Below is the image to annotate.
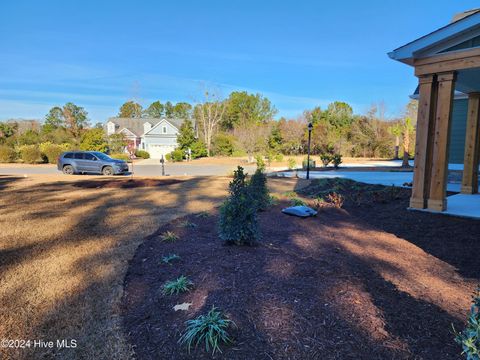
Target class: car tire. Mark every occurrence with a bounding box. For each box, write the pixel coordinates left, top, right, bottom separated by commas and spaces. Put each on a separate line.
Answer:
63, 165, 74, 175
102, 166, 114, 176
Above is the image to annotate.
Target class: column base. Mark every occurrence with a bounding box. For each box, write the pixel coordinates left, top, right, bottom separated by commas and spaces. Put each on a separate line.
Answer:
409, 197, 426, 209
461, 185, 475, 194
427, 198, 447, 212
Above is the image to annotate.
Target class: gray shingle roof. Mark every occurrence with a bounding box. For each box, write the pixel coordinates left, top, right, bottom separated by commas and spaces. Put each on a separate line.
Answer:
105, 117, 190, 136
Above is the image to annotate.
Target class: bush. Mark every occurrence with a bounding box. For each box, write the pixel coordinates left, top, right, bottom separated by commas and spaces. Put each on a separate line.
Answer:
0, 145, 16, 163
320, 153, 332, 167
332, 153, 342, 169
250, 167, 270, 211
110, 153, 129, 161
255, 155, 266, 169
190, 140, 207, 159
218, 166, 260, 245
40, 143, 68, 164
454, 287, 480, 359
135, 150, 150, 159
19, 145, 42, 164
168, 149, 184, 162
302, 158, 315, 169
80, 128, 108, 152
179, 306, 234, 355
287, 158, 296, 170
213, 133, 235, 156
231, 149, 247, 157
274, 153, 284, 162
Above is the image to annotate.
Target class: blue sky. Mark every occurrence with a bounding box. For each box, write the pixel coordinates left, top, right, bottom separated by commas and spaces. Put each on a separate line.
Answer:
0, 0, 479, 123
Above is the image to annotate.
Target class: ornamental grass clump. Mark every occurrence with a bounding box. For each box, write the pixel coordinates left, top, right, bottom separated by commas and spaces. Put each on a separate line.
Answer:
179, 306, 234, 355
218, 166, 260, 246
453, 287, 480, 359
161, 253, 180, 265
160, 231, 178, 242
162, 275, 193, 295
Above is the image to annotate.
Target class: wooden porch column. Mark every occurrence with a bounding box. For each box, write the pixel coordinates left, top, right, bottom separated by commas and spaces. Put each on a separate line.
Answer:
427, 71, 457, 211
461, 93, 480, 194
410, 74, 437, 209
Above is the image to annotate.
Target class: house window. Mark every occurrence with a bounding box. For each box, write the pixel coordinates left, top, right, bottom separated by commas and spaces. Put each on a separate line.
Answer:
162, 126, 167, 134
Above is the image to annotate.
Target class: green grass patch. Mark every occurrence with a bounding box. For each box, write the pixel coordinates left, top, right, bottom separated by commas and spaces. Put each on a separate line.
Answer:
162, 275, 193, 295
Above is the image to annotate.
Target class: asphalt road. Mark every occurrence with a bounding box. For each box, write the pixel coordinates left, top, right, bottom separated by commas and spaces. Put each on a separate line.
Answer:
0, 163, 259, 177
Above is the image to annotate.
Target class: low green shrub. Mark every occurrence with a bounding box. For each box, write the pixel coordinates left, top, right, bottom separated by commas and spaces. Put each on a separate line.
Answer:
290, 197, 306, 206
40, 143, 68, 164
168, 149, 184, 162
255, 155, 266, 169
218, 166, 260, 245
110, 153, 130, 161
162, 275, 193, 295
320, 153, 331, 167
231, 149, 246, 157
0, 145, 16, 163
179, 306, 234, 355
135, 150, 150, 159
454, 287, 480, 359
190, 140, 208, 159
19, 145, 42, 164
160, 231, 178, 242
274, 153, 284, 162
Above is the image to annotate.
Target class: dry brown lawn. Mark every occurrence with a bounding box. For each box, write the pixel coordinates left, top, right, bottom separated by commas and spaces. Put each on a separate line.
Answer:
0, 174, 236, 360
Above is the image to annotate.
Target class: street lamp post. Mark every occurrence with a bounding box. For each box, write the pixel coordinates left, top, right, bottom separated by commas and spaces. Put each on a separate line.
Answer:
306, 122, 313, 180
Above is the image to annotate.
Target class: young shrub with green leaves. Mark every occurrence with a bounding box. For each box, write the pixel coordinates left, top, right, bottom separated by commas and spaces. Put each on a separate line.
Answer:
135, 150, 150, 159
160, 231, 178, 242
162, 253, 181, 265
168, 149, 184, 162
40, 142, 69, 164
179, 306, 234, 355
290, 197, 306, 206
454, 287, 480, 359
218, 166, 260, 246
162, 275, 193, 295
249, 166, 270, 211
320, 153, 332, 167
332, 153, 342, 169
287, 158, 297, 170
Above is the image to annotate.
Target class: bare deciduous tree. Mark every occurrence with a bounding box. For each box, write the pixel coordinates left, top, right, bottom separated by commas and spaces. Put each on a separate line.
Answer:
195, 91, 226, 156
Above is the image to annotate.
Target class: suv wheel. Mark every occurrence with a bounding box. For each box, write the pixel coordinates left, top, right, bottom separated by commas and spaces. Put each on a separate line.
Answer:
102, 166, 114, 176
63, 165, 74, 175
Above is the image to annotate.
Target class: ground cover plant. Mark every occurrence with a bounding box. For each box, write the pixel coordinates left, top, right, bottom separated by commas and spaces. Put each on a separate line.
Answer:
178, 306, 234, 355
162, 275, 194, 295
454, 287, 480, 359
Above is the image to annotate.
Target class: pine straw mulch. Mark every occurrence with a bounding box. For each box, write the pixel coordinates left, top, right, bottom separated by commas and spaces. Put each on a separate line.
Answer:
122, 178, 479, 359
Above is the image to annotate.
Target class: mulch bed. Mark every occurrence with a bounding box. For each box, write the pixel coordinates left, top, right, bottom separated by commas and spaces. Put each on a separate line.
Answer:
73, 178, 185, 189
122, 179, 479, 359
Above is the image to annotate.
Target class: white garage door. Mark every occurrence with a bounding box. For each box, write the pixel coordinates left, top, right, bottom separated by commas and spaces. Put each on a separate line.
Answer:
148, 144, 175, 159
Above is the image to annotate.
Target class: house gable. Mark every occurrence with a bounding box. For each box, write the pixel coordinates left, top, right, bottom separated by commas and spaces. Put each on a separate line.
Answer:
144, 119, 179, 136
119, 127, 138, 138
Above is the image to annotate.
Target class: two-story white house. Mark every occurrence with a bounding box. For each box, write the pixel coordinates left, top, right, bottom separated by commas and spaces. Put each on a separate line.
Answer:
104, 117, 189, 158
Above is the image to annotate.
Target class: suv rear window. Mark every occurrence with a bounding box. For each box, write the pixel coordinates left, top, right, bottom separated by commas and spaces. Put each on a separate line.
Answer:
64, 153, 73, 159
74, 153, 84, 159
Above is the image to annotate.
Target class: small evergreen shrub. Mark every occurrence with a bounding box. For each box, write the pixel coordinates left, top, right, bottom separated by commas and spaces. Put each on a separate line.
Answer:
168, 149, 184, 162
162, 275, 193, 295
0, 145, 16, 163
190, 140, 208, 159
135, 150, 150, 159
218, 166, 260, 246
40, 143, 67, 164
249, 167, 270, 211
332, 153, 342, 169
274, 153, 284, 162
454, 287, 480, 359
255, 155, 266, 169
19, 145, 42, 164
179, 306, 234, 355
320, 153, 332, 167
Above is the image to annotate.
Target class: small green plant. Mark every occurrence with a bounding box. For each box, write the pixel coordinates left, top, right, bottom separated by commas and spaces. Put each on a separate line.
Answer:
218, 166, 260, 245
168, 149, 184, 162
268, 195, 279, 206
255, 155, 266, 169
179, 306, 234, 354
287, 158, 296, 170
290, 197, 306, 206
453, 287, 480, 360
162, 253, 181, 265
195, 211, 210, 218
135, 150, 150, 159
283, 191, 297, 198
179, 220, 197, 228
160, 231, 178, 242
332, 153, 342, 169
0, 145, 16, 163
162, 275, 193, 295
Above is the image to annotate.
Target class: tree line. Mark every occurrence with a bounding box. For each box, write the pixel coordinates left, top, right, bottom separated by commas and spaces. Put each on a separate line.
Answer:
0, 91, 417, 164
